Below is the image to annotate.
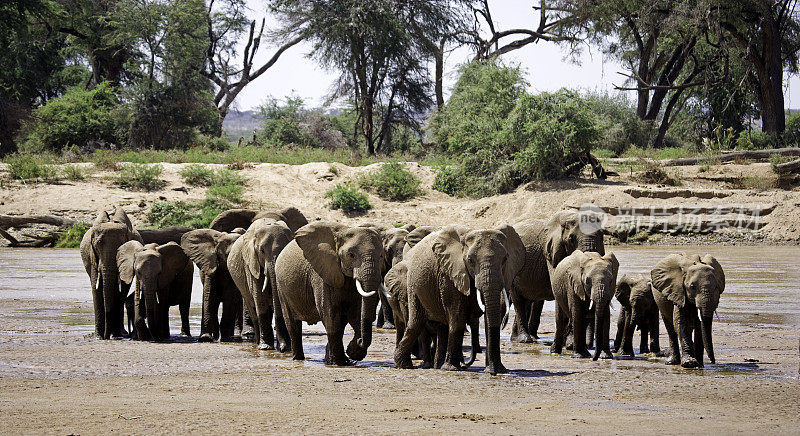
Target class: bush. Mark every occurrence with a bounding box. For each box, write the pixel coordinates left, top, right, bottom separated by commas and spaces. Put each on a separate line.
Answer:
4, 154, 58, 181
116, 163, 166, 191
325, 183, 372, 213
635, 160, 681, 186
785, 111, 800, 145
147, 200, 226, 229
735, 130, 779, 150
258, 95, 316, 147
92, 149, 120, 170
55, 222, 90, 248
61, 164, 87, 181
179, 164, 216, 186
359, 162, 422, 201
194, 134, 231, 151
19, 82, 121, 152
584, 92, 652, 155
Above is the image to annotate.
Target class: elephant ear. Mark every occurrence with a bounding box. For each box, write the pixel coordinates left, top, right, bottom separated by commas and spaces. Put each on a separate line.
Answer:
700, 254, 725, 294
401, 223, 416, 232
384, 261, 408, 300
243, 230, 263, 279
615, 274, 633, 305
568, 250, 589, 301
495, 224, 525, 290
604, 252, 620, 291
156, 242, 190, 288
117, 240, 144, 285
80, 228, 98, 288
112, 207, 135, 232
277, 206, 308, 233
545, 212, 576, 268
651, 254, 688, 308
210, 209, 259, 232
405, 226, 432, 248
181, 229, 221, 275
92, 210, 110, 226
294, 221, 345, 288
431, 226, 470, 296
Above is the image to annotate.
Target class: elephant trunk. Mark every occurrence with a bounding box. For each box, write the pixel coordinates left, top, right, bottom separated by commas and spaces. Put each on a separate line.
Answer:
579, 232, 604, 255
349, 256, 381, 360
99, 263, 120, 339
464, 318, 480, 367
200, 274, 214, 338
144, 285, 159, 341
592, 291, 609, 361
477, 266, 505, 374
701, 315, 715, 364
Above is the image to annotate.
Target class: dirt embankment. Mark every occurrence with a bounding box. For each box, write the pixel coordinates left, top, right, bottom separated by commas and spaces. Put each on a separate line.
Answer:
0, 160, 798, 244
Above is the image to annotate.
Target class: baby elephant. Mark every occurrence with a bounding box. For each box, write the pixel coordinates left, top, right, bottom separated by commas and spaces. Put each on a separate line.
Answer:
651, 253, 724, 368
551, 250, 619, 360
117, 241, 194, 341
614, 274, 660, 358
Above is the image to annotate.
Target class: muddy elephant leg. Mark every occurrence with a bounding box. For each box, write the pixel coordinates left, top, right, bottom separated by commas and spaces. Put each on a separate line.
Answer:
527, 300, 544, 340
159, 299, 170, 340
585, 307, 595, 350
649, 314, 661, 354
117, 282, 130, 337
676, 306, 699, 368
433, 324, 447, 369
284, 307, 304, 361
692, 309, 704, 367
92, 276, 105, 337
219, 290, 240, 342
252, 288, 275, 351
441, 322, 466, 371
614, 309, 626, 353
622, 311, 635, 357
395, 294, 424, 369
270, 269, 290, 352
571, 303, 590, 358
639, 322, 650, 354
417, 329, 434, 369
322, 307, 350, 366
199, 274, 219, 342
550, 302, 568, 354
510, 292, 533, 343
179, 298, 191, 337
661, 311, 681, 365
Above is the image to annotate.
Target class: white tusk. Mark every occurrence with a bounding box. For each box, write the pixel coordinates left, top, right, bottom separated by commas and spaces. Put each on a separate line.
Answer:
356, 279, 376, 297
476, 293, 485, 313
379, 281, 390, 298
502, 287, 511, 314
589, 300, 595, 313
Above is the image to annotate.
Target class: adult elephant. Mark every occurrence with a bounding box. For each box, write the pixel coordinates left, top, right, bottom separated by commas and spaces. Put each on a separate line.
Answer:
614, 274, 661, 358
275, 222, 382, 365
227, 218, 294, 351
80, 207, 142, 339
651, 254, 724, 368
364, 223, 415, 329
181, 228, 244, 342
209, 206, 308, 233
550, 250, 619, 360
117, 241, 193, 341
394, 225, 524, 375
138, 226, 193, 245
510, 210, 605, 343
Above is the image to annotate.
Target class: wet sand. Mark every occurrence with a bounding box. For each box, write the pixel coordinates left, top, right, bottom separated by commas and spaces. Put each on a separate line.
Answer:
1, 247, 799, 434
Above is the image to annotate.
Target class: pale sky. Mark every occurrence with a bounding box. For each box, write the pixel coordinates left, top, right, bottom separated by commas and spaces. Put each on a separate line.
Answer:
232, 1, 800, 112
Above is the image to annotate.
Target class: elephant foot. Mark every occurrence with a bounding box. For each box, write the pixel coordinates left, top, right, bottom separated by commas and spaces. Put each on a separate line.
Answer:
198, 333, 214, 343
381, 321, 395, 330
650, 346, 662, 355
511, 332, 535, 344
180, 332, 191, 338
565, 343, 574, 351
220, 335, 238, 343
277, 341, 291, 353
257, 343, 275, 351
419, 360, 433, 369
394, 352, 414, 369
681, 356, 700, 368
572, 351, 591, 359
600, 350, 614, 360
665, 354, 680, 365
325, 356, 353, 367
346, 342, 368, 361
484, 362, 508, 375
440, 362, 462, 372
640, 346, 650, 354
241, 326, 254, 337
655, 349, 669, 358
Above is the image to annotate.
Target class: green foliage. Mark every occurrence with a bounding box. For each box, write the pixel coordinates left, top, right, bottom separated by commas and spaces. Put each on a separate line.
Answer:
432, 165, 469, 197
429, 60, 527, 155
635, 160, 681, 186
205, 168, 245, 204
147, 200, 227, 229
735, 130, 779, 150
359, 162, 422, 201
584, 92, 652, 155
115, 163, 166, 191
179, 164, 216, 186
92, 149, 120, 171
258, 95, 316, 147
195, 134, 230, 151
4, 154, 58, 181
61, 164, 87, 181
55, 222, 90, 248
19, 82, 120, 152
325, 183, 372, 213
785, 111, 800, 145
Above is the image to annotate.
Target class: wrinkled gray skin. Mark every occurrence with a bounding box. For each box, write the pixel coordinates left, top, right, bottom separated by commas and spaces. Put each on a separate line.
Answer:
383, 253, 482, 369
117, 241, 193, 341
510, 211, 605, 343
551, 250, 619, 361
80, 208, 142, 339
138, 226, 193, 245
181, 228, 245, 342
227, 218, 294, 351
651, 253, 725, 368
275, 222, 383, 365
614, 274, 661, 357
210, 206, 308, 233
395, 225, 524, 375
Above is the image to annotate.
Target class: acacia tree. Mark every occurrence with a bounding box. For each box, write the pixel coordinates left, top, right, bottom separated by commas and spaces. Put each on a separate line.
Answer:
270, 0, 459, 155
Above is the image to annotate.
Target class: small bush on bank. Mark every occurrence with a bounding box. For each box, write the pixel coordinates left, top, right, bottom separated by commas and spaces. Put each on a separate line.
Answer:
116, 163, 166, 191
635, 160, 681, 186
783, 111, 800, 145
432, 165, 468, 197
735, 130, 780, 150
92, 149, 120, 171
147, 200, 226, 228
359, 162, 422, 201
179, 164, 216, 186
4, 154, 59, 181
55, 222, 90, 248
61, 164, 87, 181
325, 183, 372, 213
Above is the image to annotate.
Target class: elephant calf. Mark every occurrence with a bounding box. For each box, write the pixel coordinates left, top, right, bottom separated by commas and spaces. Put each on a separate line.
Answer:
651, 253, 724, 368
551, 250, 619, 361
614, 274, 660, 358
117, 241, 194, 341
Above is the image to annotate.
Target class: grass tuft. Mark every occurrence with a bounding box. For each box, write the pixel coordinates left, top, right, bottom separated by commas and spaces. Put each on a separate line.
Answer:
115, 163, 166, 191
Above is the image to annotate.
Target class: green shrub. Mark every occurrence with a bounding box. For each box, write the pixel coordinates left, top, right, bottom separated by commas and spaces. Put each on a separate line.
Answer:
735, 130, 779, 150
4, 154, 58, 181
785, 111, 800, 145
55, 222, 90, 248
205, 168, 245, 203
258, 95, 316, 147
61, 164, 87, 181
92, 149, 120, 171
432, 165, 469, 197
359, 162, 422, 201
179, 164, 215, 186
147, 200, 226, 229
19, 82, 120, 152
584, 92, 651, 155
325, 183, 372, 213
195, 134, 230, 151
116, 164, 166, 191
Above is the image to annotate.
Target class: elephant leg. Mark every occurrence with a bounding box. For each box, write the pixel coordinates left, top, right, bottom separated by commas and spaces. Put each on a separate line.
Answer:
417, 329, 434, 369
395, 294, 424, 369
253, 289, 275, 351
601, 306, 613, 358
527, 299, 544, 340
271, 276, 291, 353
571, 303, 590, 358
585, 307, 595, 350
284, 308, 304, 361
692, 310, 704, 367
676, 307, 699, 368
433, 324, 447, 369
118, 282, 131, 337
661, 311, 681, 365
133, 287, 150, 341
242, 307, 254, 338
649, 314, 662, 355
379, 293, 395, 329
199, 275, 217, 342
322, 309, 350, 366
159, 300, 170, 340
92, 275, 105, 338
219, 290, 240, 342
102, 280, 116, 340
550, 302, 569, 355
441, 322, 465, 371
622, 311, 635, 357
125, 292, 135, 339
179, 298, 191, 337
613, 309, 626, 353
639, 322, 650, 354
510, 293, 533, 343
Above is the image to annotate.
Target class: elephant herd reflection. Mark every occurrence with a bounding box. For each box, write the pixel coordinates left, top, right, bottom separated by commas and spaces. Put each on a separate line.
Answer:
80, 206, 724, 375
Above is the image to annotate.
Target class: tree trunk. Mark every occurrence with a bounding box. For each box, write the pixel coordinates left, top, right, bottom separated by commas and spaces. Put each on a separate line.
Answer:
435, 38, 446, 110
756, 16, 785, 134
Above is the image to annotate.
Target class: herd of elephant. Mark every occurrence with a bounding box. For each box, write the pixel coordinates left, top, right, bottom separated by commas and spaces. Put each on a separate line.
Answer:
79, 206, 725, 375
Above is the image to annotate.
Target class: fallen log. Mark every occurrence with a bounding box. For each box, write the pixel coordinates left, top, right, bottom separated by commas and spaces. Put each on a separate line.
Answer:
660, 147, 800, 166
0, 214, 89, 247
773, 158, 800, 175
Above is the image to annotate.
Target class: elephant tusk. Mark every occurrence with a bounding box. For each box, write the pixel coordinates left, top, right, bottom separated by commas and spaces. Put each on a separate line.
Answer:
715, 310, 720, 322
589, 300, 595, 313
476, 293, 485, 313
355, 279, 376, 297
502, 287, 511, 313
379, 281, 390, 298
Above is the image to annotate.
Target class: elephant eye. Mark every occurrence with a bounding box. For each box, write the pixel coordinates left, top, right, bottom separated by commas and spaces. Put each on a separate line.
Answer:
347, 251, 355, 259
